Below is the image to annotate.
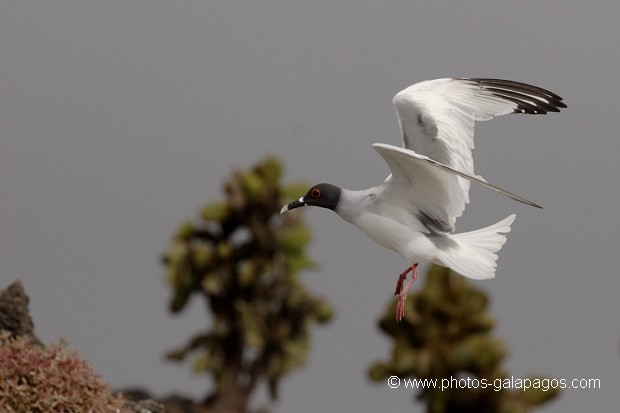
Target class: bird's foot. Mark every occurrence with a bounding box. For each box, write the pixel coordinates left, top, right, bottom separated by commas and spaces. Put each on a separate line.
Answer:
395, 263, 418, 321
394, 266, 413, 295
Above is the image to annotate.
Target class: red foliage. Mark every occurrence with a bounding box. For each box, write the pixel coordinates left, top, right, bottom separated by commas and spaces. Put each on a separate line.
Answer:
0, 331, 127, 413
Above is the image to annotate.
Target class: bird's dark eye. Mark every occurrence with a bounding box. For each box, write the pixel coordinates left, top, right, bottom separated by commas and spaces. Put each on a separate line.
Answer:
310, 188, 321, 198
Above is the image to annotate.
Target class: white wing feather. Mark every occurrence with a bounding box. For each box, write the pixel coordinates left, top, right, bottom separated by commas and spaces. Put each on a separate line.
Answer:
392, 78, 565, 203
372, 144, 542, 232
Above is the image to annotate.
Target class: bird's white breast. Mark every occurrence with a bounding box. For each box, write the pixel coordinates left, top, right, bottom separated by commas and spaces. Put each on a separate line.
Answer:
336, 188, 437, 264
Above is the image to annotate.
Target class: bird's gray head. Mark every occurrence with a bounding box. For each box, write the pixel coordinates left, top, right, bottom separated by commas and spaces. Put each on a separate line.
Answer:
280, 183, 342, 214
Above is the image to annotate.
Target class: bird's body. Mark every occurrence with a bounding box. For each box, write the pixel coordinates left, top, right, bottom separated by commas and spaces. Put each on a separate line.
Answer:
281, 78, 565, 320
336, 181, 515, 281
336, 185, 432, 262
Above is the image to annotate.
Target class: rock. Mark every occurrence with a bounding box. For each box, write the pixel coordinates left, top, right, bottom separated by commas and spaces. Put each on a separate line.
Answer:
123, 399, 167, 413
119, 388, 199, 413
0, 280, 42, 345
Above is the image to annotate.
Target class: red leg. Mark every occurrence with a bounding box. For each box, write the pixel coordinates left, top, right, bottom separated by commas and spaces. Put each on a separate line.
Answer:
394, 266, 413, 295
396, 263, 418, 321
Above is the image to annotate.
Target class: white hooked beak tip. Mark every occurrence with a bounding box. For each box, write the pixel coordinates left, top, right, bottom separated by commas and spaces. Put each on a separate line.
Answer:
280, 197, 306, 215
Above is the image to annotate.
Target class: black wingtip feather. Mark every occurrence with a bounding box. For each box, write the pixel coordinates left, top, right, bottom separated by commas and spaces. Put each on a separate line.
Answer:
466, 78, 566, 114
483, 87, 562, 114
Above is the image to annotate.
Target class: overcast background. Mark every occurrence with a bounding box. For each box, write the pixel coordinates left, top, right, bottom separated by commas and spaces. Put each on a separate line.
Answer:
1, 1, 619, 412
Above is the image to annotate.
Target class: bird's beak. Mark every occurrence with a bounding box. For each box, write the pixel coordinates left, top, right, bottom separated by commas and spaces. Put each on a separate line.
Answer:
280, 197, 306, 214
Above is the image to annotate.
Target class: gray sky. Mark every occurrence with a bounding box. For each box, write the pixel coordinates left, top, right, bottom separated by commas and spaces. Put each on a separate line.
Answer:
1, 1, 619, 411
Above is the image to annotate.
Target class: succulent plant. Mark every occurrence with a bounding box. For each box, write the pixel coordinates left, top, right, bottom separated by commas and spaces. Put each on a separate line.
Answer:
369, 265, 559, 413
0, 331, 127, 413
162, 156, 333, 413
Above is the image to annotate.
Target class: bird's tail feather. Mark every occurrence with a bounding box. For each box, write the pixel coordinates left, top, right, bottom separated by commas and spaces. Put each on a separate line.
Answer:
440, 214, 516, 280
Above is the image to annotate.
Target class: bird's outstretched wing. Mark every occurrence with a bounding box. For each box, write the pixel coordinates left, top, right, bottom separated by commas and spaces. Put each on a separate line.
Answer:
392, 78, 566, 202
372, 144, 541, 233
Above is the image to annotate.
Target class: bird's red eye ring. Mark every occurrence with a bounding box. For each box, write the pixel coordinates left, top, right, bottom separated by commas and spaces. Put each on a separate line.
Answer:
310, 188, 321, 198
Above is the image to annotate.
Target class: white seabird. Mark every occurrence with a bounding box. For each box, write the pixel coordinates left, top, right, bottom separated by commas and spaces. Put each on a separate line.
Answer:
281, 78, 566, 320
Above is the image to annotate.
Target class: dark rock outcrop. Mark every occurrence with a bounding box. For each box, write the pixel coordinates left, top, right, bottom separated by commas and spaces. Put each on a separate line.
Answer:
0, 280, 42, 345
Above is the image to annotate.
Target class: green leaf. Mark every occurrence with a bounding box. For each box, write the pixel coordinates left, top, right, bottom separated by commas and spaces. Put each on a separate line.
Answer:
519, 376, 561, 405
201, 202, 229, 222
192, 354, 215, 373
238, 261, 257, 286
465, 314, 495, 333
202, 273, 222, 295
460, 289, 488, 315
165, 268, 180, 287
367, 362, 390, 381
282, 337, 309, 371
215, 241, 232, 259
165, 242, 190, 266
191, 244, 212, 268
451, 336, 506, 372
240, 171, 264, 197
278, 223, 312, 252
170, 286, 192, 313
175, 220, 195, 240
284, 253, 313, 274
255, 156, 282, 185
393, 338, 418, 372
315, 300, 334, 323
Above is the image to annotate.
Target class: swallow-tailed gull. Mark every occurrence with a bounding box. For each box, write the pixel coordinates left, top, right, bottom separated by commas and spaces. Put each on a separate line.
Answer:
281, 78, 565, 320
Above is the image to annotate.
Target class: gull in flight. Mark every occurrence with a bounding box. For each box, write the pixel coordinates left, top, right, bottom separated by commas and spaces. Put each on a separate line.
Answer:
281, 78, 565, 320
